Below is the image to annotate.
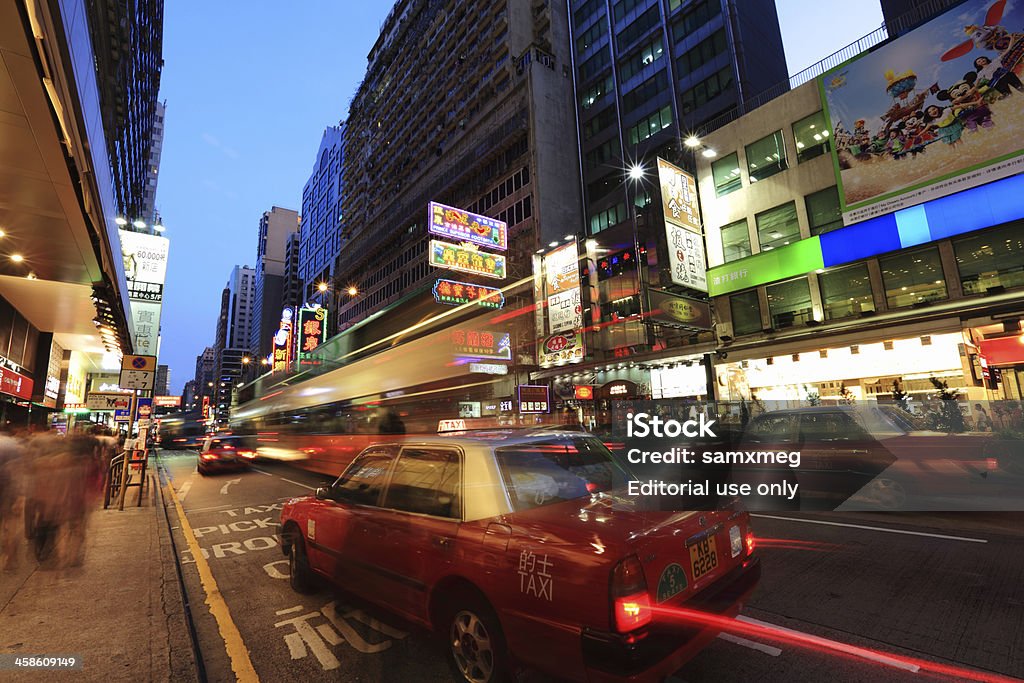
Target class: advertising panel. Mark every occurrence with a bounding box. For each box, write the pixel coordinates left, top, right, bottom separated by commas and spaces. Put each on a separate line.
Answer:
0, 367, 33, 400
153, 395, 182, 408
429, 240, 507, 279
657, 157, 701, 233
666, 223, 708, 292
450, 329, 512, 361
517, 385, 550, 414
86, 393, 132, 411
547, 289, 582, 334
432, 279, 505, 308
119, 231, 170, 301
539, 331, 585, 366
297, 307, 328, 362
706, 237, 824, 296
129, 300, 162, 356
820, 0, 1024, 223
648, 289, 712, 330
272, 308, 294, 373
428, 201, 508, 251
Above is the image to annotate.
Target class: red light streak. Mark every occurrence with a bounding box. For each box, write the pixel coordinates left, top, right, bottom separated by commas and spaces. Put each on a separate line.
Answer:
753, 537, 841, 552
651, 603, 1018, 682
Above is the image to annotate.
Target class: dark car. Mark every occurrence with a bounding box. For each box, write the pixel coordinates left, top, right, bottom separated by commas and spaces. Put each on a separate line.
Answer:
197, 435, 256, 475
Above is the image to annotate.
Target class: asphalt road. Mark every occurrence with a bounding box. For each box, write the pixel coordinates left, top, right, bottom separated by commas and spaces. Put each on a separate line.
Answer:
157, 449, 1023, 683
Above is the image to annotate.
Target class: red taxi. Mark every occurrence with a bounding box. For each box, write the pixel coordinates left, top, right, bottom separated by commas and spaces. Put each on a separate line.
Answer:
280, 431, 759, 682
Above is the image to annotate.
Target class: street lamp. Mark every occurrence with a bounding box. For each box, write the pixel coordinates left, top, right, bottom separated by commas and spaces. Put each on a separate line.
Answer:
132, 219, 147, 229
346, 286, 358, 297
317, 282, 329, 293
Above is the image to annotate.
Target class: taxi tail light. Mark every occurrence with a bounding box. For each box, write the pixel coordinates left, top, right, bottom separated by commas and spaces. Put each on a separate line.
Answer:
745, 526, 756, 556
611, 555, 652, 633
239, 450, 256, 459
200, 453, 217, 461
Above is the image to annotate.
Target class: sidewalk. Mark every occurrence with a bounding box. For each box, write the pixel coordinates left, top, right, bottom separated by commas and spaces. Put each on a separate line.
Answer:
0, 471, 197, 682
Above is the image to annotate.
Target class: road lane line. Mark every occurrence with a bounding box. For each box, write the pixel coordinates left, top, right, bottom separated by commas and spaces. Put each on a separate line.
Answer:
220, 478, 241, 495
717, 633, 782, 656
178, 480, 193, 501
275, 606, 304, 615
751, 514, 988, 543
736, 616, 920, 673
280, 478, 316, 491
166, 482, 260, 682
251, 467, 273, 476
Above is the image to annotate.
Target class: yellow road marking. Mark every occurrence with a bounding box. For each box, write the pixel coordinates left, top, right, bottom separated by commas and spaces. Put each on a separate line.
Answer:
166, 482, 260, 682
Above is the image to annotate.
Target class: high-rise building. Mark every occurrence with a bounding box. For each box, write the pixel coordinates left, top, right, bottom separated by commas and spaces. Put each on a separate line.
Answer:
86, 0, 165, 223
283, 232, 303, 310
250, 207, 300, 360
879, 0, 964, 37
299, 124, 346, 305
212, 266, 255, 420
141, 101, 167, 226
155, 364, 170, 396
336, 0, 583, 333
569, 0, 788, 230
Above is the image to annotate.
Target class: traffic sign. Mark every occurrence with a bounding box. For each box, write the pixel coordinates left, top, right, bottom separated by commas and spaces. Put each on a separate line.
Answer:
114, 409, 131, 422
122, 355, 157, 372
120, 369, 154, 390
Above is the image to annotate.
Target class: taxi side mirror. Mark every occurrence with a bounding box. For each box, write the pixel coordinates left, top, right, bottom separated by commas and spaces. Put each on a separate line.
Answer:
315, 486, 330, 500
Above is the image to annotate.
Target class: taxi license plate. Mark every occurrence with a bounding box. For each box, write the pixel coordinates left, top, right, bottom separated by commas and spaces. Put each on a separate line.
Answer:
689, 536, 719, 581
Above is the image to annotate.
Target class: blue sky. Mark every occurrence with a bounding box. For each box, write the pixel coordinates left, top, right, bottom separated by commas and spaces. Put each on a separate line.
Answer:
158, 1, 884, 393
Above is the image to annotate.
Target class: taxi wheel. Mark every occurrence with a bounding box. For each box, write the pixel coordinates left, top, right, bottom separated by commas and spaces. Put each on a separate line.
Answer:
288, 534, 318, 594
446, 595, 509, 683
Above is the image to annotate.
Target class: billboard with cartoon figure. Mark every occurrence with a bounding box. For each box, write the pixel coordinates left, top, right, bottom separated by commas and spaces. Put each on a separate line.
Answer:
820, 0, 1024, 223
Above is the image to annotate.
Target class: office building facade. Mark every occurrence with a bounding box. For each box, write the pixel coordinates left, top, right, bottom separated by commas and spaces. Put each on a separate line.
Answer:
250, 207, 300, 361
300, 124, 346, 305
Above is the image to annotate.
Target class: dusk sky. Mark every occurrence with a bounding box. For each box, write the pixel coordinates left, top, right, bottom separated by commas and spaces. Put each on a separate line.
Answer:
157, 1, 883, 394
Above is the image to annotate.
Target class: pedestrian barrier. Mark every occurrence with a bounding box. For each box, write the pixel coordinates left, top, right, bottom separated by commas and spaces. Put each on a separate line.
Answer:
103, 449, 149, 510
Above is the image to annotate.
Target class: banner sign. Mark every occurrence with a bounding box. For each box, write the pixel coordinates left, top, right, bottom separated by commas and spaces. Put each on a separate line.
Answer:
517, 385, 550, 414
432, 279, 505, 308
153, 395, 181, 408
297, 307, 328, 360
819, 0, 1024, 223
0, 367, 33, 401
648, 289, 712, 330
272, 308, 294, 373
666, 223, 708, 292
657, 157, 701, 233
86, 393, 132, 411
428, 201, 508, 251
430, 240, 506, 279
450, 329, 512, 361
574, 385, 594, 400
547, 289, 582, 334
539, 331, 585, 366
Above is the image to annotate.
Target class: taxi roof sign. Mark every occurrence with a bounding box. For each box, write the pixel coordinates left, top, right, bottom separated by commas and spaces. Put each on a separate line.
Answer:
122, 354, 157, 372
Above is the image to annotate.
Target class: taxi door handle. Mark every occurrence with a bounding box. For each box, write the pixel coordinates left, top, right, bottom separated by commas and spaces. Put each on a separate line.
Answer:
431, 536, 452, 549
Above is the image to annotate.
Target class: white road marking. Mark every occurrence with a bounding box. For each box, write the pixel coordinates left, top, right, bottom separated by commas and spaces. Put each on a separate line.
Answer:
752, 514, 988, 543
276, 606, 304, 616
220, 478, 241, 495
281, 478, 316, 491
178, 480, 193, 501
736, 616, 920, 673
251, 467, 274, 476
718, 632, 782, 656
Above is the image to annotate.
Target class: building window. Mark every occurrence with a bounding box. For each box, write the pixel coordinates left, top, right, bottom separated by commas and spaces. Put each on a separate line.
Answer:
755, 202, 799, 251
806, 186, 843, 236
618, 37, 664, 82
954, 222, 1024, 294
590, 202, 627, 234
579, 46, 611, 81
580, 74, 613, 110
730, 290, 761, 335
679, 66, 733, 114
819, 263, 874, 320
583, 106, 617, 141
792, 111, 831, 162
766, 277, 813, 328
880, 246, 947, 308
721, 219, 751, 262
745, 131, 787, 182
576, 19, 606, 53
617, 6, 660, 52
622, 71, 668, 114
676, 28, 727, 77
670, 0, 720, 39
626, 104, 672, 144
711, 153, 741, 197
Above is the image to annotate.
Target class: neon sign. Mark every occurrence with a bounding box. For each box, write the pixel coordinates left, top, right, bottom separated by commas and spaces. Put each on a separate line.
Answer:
428, 201, 507, 251
430, 240, 506, 279
432, 279, 505, 308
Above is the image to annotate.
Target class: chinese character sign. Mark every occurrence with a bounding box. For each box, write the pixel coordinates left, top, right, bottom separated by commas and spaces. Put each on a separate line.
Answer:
517, 385, 550, 414
428, 201, 508, 250
272, 308, 294, 373
450, 329, 512, 361
432, 279, 505, 308
666, 223, 708, 292
542, 242, 583, 337
429, 240, 507, 280
657, 158, 701, 233
297, 307, 328, 361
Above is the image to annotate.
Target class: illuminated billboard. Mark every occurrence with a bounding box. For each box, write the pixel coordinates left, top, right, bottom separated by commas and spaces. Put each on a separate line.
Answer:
119, 230, 170, 355
271, 308, 294, 373
428, 201, 508, 251
297, 307, 328, 362
658, 158, 708, 292
450, 328, 512, 361
820, 0, 1024, 223
432, 279, 505, 308
543, 243, 582, 334
429, 240, 507, 279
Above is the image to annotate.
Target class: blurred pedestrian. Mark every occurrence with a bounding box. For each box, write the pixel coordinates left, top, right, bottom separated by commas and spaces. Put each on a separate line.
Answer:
0, 431, 26, 570
973, 403, 993, 432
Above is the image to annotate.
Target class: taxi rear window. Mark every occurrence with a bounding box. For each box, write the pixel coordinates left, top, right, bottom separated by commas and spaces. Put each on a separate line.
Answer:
494, 437, 631, 511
